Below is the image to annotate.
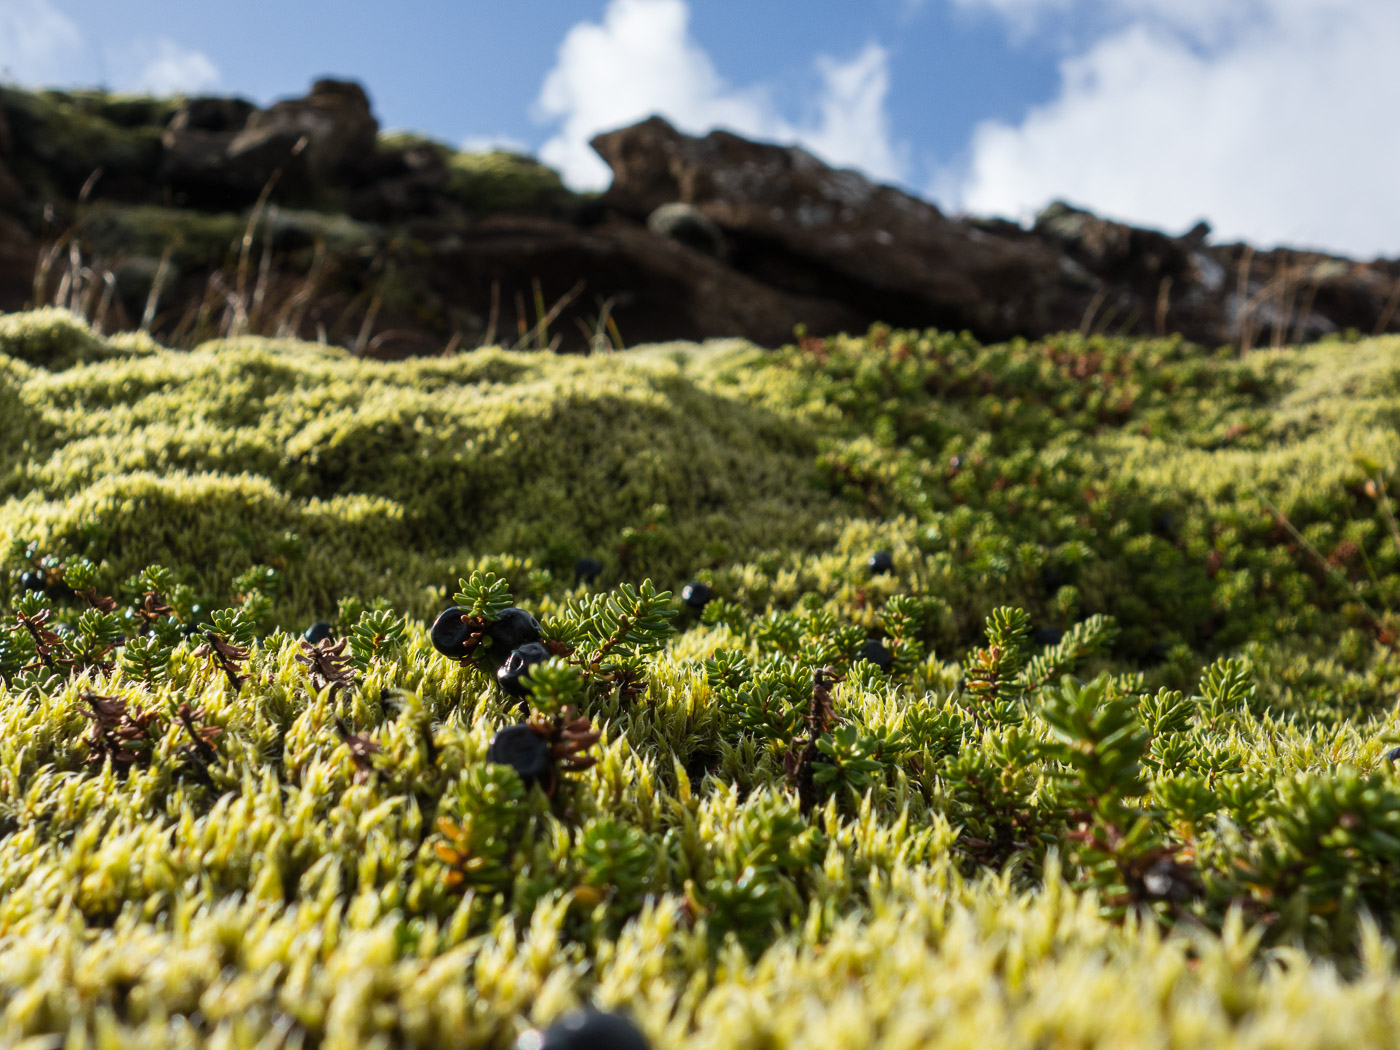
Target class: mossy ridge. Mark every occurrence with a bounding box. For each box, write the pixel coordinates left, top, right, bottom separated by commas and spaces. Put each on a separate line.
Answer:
1, 317, 850, 617
445, 149, 577, 214
3, 312, 1400, 1047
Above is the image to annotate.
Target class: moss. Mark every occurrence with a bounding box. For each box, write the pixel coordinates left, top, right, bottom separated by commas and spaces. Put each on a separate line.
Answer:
0, 317, 847, 616
445, 150, 574, 214
76, 203, 248, 267
0, 87, 164, 199
5, 312, 1400, 1046
0, 308, 143, 370
75, 204, 382, 269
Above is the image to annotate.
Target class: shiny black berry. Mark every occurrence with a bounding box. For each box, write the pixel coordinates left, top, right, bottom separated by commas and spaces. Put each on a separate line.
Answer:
431, 606, 475, 659
530, 1010, 650, 1050
488, 724, 553, 787
867, 550, 894, 575
574, 557, 603, 583
681, 581, 713, 610
856, 638, 892, 672
303, 621, 333, 645
19, 571, 45, 593
1385, 746, 1400, 763
497, 641, 550, 698
486, 607, 542, 660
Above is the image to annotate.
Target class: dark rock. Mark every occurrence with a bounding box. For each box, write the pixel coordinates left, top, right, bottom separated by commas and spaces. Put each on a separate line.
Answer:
1, 80, 1398, 355
647, 201, 724, 257
0, 214, 36, 311
592, 117, 1088, 341
167, 96, 256, 135
530, 1010, 650, 1050
162, 81, 376, 208
233, 79, 378, 187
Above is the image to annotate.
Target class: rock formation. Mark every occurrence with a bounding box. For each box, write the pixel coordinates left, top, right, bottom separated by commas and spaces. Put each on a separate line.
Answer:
0, 79, 1395, 355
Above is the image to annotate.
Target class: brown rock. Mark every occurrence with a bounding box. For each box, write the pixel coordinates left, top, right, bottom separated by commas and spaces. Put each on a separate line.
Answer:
0, 213, 37, 311
423, 213, 863, 351
160, 96, 261, 207
591, 117, 1090, 340
0, 159, 21, 212
232, 79, 378, 187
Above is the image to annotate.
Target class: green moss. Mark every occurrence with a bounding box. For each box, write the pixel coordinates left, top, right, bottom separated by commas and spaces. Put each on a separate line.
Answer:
77, 203, 247, 266
445, 150, 574, 214
0, 86, 164, 199
5, 312, 1400, 1047
0, 307, 149, 370
75, 203, 382, 269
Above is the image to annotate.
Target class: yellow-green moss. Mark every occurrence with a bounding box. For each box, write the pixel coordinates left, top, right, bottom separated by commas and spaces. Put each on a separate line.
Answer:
5, 312, 1400, 1049
445, 150, 575, 214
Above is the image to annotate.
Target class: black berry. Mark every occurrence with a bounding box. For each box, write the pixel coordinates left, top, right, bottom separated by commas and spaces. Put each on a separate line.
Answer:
856, 638, 892, 672
1384, 746, 1400, 763
430, 606, 475, 659
19, 571, 45, 593
532, 1010, 650, 1050
486, 607, 542, 661
681, 582, 713, 610
497, 641, 550, 698
303, 621, 333, 645
488, 724, 553, 787
867, 551, 894, 575
574, 557, 603, 583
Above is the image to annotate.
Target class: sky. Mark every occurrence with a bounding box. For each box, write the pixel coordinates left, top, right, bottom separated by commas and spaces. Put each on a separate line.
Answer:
1, 0, 1397, 259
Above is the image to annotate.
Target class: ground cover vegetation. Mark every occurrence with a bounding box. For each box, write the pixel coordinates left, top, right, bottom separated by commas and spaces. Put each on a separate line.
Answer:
2, 308, 1400, 1047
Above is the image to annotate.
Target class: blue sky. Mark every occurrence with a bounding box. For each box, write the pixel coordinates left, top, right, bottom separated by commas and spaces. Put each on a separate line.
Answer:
2, 0, 1398, 258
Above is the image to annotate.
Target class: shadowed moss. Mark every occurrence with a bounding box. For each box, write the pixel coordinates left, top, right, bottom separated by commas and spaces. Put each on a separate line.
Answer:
0, 86, 165, 199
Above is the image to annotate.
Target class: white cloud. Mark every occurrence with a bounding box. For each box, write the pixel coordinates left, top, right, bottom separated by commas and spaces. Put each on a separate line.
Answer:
116, 38, 220, 96
0, 2, 217, 97
0, 0, 83, 86
536, 0, 907, 190
946, 0, 1400, 257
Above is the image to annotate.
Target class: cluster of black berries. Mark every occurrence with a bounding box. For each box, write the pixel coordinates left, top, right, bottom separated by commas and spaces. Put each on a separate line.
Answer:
431, 604, 549, 698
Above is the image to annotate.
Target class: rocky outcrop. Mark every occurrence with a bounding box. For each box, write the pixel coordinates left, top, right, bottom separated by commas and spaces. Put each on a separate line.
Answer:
0, 80, 1395, 353
592, 118, 1400, 349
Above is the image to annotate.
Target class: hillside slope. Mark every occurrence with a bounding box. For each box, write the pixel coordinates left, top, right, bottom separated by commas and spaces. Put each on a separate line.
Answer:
3, 312, 1400, 1048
